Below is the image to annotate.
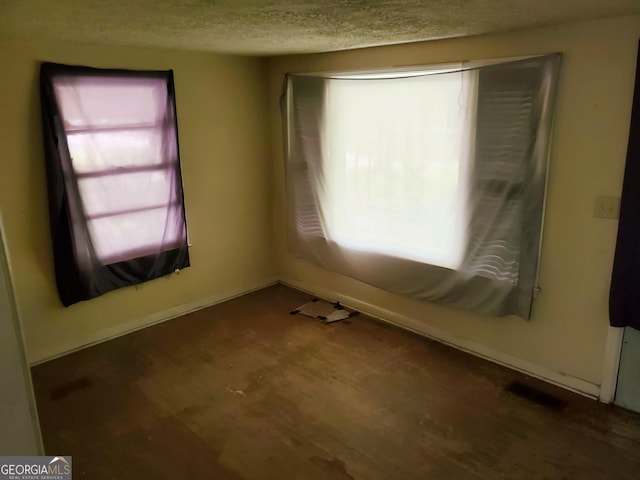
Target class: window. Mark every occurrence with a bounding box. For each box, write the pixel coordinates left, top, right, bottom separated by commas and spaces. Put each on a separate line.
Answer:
53, 76, 184, 264
41, 63, 189, 306
324, 72, 476, 269
284, 54, 561, 318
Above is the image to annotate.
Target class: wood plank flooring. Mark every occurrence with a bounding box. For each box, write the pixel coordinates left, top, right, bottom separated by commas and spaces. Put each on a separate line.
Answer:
31, 285, 640, 479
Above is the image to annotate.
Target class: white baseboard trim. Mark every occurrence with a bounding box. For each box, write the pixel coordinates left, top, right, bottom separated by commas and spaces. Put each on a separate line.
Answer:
599, 326, 624, 403
30, 277, 279, 366
32, 275, 603, 401
281, 277, 601, 400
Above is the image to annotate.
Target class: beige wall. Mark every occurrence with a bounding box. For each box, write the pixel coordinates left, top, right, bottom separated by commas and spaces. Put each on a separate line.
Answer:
269, 16, 640, 391
0, 40, 276, 363
2, 14, 638, 394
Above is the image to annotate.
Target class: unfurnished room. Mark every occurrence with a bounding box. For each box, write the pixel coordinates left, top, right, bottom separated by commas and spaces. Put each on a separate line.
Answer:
1, 1, 640, 479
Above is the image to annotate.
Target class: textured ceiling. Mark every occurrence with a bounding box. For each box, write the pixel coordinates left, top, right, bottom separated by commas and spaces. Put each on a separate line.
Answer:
0, 0, 639, 56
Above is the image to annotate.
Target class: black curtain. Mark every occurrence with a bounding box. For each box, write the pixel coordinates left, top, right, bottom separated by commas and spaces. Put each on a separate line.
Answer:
40, 63, 190, 307
610, 40, 640, 329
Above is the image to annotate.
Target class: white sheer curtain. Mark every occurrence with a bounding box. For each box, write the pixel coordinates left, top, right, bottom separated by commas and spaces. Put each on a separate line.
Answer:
284, 54, 561, 318
323, 72, 476, 269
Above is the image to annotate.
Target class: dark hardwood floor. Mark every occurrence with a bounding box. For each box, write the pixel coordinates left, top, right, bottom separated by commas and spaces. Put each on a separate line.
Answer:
32, 284, 640, 479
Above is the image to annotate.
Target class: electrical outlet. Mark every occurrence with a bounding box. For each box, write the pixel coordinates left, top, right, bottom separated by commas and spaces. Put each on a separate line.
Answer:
594, 195, 621, 219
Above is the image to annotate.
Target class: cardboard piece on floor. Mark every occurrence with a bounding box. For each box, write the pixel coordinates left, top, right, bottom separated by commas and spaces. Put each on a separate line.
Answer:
290, 299, 358, 324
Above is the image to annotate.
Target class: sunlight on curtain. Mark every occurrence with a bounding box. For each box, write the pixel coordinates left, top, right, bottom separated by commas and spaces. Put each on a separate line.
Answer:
53, 76, 183, 264
284, 54, 561, 317
323, 72, 476, 269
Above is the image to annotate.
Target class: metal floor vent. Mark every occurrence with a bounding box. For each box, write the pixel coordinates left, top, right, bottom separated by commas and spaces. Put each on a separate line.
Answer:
505, 381, 568, 412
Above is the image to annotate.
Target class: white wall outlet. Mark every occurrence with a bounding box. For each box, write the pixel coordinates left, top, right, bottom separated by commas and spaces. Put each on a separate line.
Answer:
594, 195, 621, 219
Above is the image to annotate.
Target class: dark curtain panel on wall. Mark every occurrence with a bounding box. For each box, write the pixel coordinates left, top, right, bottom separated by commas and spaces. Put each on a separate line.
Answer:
40, 63, 189, 307
610, 41, 640, 330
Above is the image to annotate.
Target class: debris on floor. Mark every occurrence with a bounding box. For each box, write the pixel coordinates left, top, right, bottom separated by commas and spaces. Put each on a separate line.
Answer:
290, 298, 359, 324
